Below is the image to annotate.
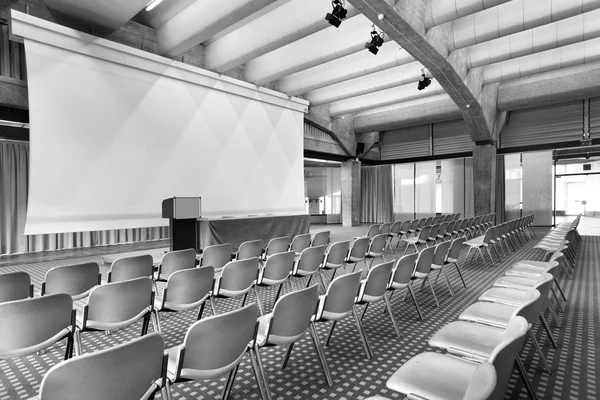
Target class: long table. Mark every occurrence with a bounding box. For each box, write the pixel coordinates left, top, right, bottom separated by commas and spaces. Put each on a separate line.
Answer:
197, 214, 310, 250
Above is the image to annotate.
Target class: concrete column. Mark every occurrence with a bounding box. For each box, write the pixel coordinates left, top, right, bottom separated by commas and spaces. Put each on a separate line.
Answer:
341, 160, 361, 227
472, 144, 497, 216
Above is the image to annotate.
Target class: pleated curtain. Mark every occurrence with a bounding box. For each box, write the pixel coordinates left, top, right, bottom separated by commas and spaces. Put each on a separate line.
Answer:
0, 140, 168, 256
361, 165, 394, 223
495, 154, 506, 223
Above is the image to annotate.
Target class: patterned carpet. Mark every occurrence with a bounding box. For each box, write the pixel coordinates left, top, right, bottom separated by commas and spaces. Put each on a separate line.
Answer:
0, 233, 597, 400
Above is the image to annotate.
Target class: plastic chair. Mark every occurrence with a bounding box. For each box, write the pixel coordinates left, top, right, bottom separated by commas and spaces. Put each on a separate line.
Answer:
366, 224, 381, 238
36, 332, 169, 400
200, 243, 233, 274
345, 237, 370, 272
75, 277, 154, 356
385, 252, 421, 321
412, 246, 439, 307
365, 233, 388, 268
0, 293, 76, 360
262, 236, 290, 261
153, 266, 214, 333
41, 262, 101, 301
445, 236, 467, 288
235, 240, 263, 261
318, 240, 350, 289
426, 224, 440, 247
254, 251, 295, 315
387, 221, 403, 251
290, 245, 326, 287
379, 222, 392, 235
289, 233, 311, 256
211, 257, 260, 314
165, 303, 266, 400
402, 225, 430, 255
312, 271, 370, 358
430, 240, 454, 296
311, 231, 330, 247
0, 271, 34, 303
251, 285, 333, 394
155, 248, 197, 282
107, 254, 154, 283
406, 219, 419, 237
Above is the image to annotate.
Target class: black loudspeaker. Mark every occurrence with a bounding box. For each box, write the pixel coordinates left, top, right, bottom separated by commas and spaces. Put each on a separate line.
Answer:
356, 142, 365, 154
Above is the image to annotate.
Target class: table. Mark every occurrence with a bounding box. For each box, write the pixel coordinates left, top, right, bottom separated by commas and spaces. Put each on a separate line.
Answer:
197, 214, 310, 250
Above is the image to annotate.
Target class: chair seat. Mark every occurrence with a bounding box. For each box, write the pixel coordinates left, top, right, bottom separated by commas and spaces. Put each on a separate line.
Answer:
458, 301, 516, 328
478, 287, 533, 306
428, 321, 505, 359
505, 266, 548, 278
403, 237, 419, 245
514, 260, 555, 269
385, 352, 478, 400
166, 344, 244, 382
464, 236, 485, 247
494, 276, 538, 289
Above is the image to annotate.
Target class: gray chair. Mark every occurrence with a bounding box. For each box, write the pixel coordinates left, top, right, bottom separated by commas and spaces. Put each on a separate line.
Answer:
254, 251, 295, 315
412, 245, 439, 308
0, 293, 76, 360
36, 332, 169, 400
345, 236, 370, 272
430, 240, 454, 296
41, 262, 101, 301
75, 277, 154, 355
251, 284, 333, 395
426, 224, 440, 247
0, 271, 34, 303
153, 266, 214, 333
235, 240, 263, 261
107, 254, 154, 283
385, 252, 422, 321
318, 240, 349, 289
445, 236, 468, 288
200, 243, 233, 274
402, 225, 430, 255
262, 236, 290, 261
155, 248, 197, 282
211, 257, 260, 314
289, 233, 311, 256
366, 224, 381, 238
311, 231, 330, 247
165, 303, 266, 400
291, 245, 326, 287
364, 233, 388, 268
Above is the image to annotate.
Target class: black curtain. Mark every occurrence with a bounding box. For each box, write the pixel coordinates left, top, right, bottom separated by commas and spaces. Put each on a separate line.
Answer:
361, 165, 394, 223
495, 154, 506, 223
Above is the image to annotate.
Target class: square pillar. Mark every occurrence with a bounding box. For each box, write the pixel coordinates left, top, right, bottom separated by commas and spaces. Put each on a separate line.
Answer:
472, 144, 496, 216
341, 159, 361, 227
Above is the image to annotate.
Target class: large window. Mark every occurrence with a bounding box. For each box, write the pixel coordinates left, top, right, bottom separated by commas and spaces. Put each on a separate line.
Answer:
304, 164, 341, 218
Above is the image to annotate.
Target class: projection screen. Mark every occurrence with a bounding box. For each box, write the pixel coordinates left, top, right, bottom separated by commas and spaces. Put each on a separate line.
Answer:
13, 12, 308, 235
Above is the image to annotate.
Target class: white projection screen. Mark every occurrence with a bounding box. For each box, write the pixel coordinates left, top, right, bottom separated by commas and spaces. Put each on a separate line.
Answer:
14, 12, 308, 235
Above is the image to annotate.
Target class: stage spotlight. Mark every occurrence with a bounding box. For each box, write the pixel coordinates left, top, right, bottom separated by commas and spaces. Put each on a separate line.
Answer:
417, 69, 432, 90
325, 0, 348, 28
365, 27, 385, 55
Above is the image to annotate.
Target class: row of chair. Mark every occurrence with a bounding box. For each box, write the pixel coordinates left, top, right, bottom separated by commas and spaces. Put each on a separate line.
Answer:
364, 213, 460, 238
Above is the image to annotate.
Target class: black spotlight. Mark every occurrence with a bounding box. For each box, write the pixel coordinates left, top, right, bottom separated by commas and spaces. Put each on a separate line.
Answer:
417, 72, 432, 90
325, 0, 348, 28
365, 28, 385, 55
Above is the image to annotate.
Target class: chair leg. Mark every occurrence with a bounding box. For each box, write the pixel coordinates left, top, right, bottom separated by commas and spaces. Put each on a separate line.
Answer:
306, 275, 313, 288
383, 293, 402, 338
352, 306, 373, 359
360, 303, 370, 321
528, 327, 552, 374
210, 297, 218, 316
274, 283, 284, 305
222, 364, 240, 400
550, 287, 565, 313
546, 302, 562, 328
142, 312, 151, 335
241, 291, 249, 307
164, 380, 173, 400
539, 315, 558, 348
326, 321, 337, 346
74, 329, 83, 356
249, 348, 272, 400
64, 332, 74, 360
318, 271, 327, 292
282, 343, 294, 369
453, 262, 467, 289
254, 286, 264, 316
515, 356, 539, 400
554, 279, 568, 302
441, 268, 454, 296
197, 301, 206, 321
308, 322, 333, 387
427, 276, 440, 308
408, 284, 424, 321
153, 311, 163, 334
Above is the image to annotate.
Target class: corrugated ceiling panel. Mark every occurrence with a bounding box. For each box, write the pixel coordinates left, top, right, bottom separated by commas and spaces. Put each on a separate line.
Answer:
381, 125, 430, 160
500, 101, 584, 148
590, 97, 600, 137
432, 119, 472, 155
304, 121, 336, 143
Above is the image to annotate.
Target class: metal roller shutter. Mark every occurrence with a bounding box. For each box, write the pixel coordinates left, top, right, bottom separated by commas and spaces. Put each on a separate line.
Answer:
590, 97, 600, 138
432, 119, 472, 155
381, 125, 430, 160
500, 101, 584, 149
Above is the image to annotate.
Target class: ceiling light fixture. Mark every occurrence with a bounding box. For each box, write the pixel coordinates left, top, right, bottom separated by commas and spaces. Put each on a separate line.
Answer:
417, 68, 432, 90
325, 0, 348, 28
145, 0, 164, 12
365, 25, 385, 55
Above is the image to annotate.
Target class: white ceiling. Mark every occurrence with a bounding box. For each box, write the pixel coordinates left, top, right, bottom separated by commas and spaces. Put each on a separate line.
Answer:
40, 0, 600, 132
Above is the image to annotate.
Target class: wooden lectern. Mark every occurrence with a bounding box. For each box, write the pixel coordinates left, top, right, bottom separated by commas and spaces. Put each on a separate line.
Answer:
162, 197, 202, 251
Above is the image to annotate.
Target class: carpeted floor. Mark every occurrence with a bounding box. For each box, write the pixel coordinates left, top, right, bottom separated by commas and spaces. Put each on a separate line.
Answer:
0, 232, 597, 400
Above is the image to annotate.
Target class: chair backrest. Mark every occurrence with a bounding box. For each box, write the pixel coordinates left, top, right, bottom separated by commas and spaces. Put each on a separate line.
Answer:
311, 231, 330, 247
85, 277, 152, 327
487, 316, 529, 400
290, 233, 311, 254
461, 362, 496, 400
409, 219, 419, 231
428, 224, 439, 239
437, 222, 448, 236
162, 266, 214, 309
176, 303, 258, 380
108, 254, 154, 283
424, 217, 434, 226
265, 236, 290, 258
390, 253, 419, 287
432, 216, 440, 224
446, 220, 456, 233
390, 221, 402, 234
160, 248, 197, 279
42, 262, 100, 300
321, 270, 363, 318
379, 222, 392, 234
201, 243, 233, 272
366, 224, 381, 238
368, 233, 388, 256
324, 241, 350, 268
447, 236, 466, 261
236, 240, 263, 260
219, 257, 260, 293
518, 274, 554, 322
432, 240, 451, 267
261, 251, 295, 282
0, 293, 73, 359
399, 220, 411, 233
414, 246, 435, 275
417, 225, 431, 241
266, 285, 319, 344
358, 261, 394, 301
294, 245, 326, 275
417, 218, 427, 229
0, 272, 33, 303
38, 333, 165, 400
348, 237, 370, 260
